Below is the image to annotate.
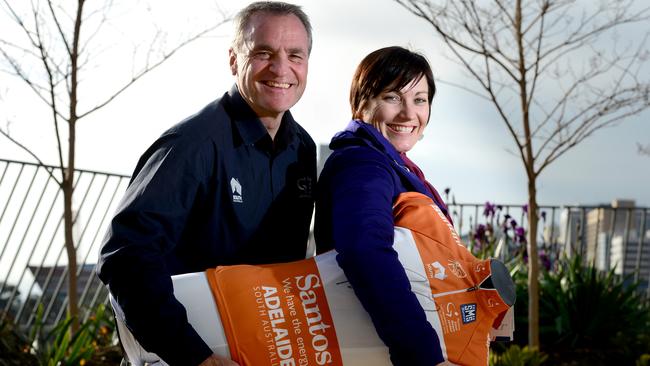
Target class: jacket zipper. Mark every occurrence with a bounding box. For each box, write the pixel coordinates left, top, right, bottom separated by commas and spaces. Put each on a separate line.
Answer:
432, 285, 478, 298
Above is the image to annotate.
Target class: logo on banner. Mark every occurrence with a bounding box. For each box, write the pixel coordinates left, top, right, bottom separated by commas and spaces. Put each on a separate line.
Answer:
206, 257, 343, 366
230, 178, 242, 203
460, 303, 477, 324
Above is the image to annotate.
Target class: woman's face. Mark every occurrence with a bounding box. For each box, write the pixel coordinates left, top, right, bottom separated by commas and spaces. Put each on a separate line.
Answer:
361, 77, 430, 153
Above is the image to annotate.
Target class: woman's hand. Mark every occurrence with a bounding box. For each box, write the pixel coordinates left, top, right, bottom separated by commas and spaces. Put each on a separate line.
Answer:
198, 354, 239, 366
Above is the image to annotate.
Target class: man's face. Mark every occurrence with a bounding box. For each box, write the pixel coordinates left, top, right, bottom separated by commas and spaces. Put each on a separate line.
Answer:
230, 13, 309, 121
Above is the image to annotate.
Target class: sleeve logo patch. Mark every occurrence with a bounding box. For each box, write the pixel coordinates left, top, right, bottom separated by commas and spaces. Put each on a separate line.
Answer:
460, 303, 477, 324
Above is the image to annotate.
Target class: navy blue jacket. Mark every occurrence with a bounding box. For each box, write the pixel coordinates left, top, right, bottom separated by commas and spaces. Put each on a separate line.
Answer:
315, 120, 446, 365
98, 86, 316, 366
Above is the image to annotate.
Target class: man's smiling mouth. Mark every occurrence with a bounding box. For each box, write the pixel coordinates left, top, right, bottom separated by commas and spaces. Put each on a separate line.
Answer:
264, 80, 291, 89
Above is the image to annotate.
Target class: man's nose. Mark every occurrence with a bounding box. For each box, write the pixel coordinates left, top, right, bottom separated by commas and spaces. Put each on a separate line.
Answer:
268, 55, 289, 76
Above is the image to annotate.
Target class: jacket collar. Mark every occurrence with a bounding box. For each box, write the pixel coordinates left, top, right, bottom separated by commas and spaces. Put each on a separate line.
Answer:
330, 120, 432, 198
226, 85, 298, 151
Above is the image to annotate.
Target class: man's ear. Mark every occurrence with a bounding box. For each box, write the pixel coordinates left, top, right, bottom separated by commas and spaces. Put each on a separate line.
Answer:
229, 48, 237, 76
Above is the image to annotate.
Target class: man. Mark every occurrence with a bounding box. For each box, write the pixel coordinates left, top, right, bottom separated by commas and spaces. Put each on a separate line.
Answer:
98, 2, 315, 365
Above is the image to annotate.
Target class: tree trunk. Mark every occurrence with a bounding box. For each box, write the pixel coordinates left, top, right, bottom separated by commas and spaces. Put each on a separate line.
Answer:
63, 173, 78, 333
527, 180, 540, 348
64, 115, 78, 333
65, 0, 83, 334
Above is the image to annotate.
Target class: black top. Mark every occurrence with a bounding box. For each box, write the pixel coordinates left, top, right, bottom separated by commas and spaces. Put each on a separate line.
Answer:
98, 85, 316, 366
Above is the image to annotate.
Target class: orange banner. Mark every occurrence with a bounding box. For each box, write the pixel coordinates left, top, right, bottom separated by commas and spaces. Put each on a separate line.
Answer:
206, 258, 343, 366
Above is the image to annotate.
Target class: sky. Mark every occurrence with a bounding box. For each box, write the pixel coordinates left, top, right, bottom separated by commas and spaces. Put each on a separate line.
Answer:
1, 0, 649, 208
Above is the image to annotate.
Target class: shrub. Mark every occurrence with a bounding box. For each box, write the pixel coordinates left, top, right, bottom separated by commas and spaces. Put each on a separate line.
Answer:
0, 317, 39, 366
490, 345, 548, 366
638, 354, 650, 366
27, 303, 122, 366
515, 254, 650, 365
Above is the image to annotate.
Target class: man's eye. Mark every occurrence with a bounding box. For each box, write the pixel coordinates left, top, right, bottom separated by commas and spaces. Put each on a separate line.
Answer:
289, 54, 304, 62
255, 51, 271, 59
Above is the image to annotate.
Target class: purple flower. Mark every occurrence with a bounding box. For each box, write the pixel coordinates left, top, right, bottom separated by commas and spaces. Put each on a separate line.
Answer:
539, 249, 551, 271
522, 204, 528, 214
473, 224, 487, 243
496, 205, 503, 211
541, 211, 547, 221
483, 202, 496, 218
444, 187, 451, 195
514, 226, 526, 244
510, 219, 517, 228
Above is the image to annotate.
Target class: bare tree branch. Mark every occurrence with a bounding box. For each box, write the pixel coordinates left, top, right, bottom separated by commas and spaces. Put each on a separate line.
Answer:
78, 17, 230, 119
638, 142, 650, 156
31, 0, 66, 171
395, 0, 650, 349
0, 1, 231, 330
46, 0, 71, 57
0, 127, 61, 184
436, 78, 491, 101
0, 46, 48, 99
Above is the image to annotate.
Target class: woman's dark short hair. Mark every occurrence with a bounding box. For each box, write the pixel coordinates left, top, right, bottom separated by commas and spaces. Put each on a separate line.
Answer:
350, 46, 436, 120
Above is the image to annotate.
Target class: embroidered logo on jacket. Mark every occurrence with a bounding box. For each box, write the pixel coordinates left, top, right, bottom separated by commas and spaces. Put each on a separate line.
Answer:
432, 261, 447, 280
230, 178, 242, 203
296, 176, 312, 198
460, 303, 477, 324
448, 260, 467, 278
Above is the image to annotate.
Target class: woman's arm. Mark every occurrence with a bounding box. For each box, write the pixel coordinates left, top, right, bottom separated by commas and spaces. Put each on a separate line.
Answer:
316, 148, 445, 366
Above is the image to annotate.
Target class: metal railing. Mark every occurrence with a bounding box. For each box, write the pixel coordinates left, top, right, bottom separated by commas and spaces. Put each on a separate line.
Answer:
1, 158, 649, 332
447, 201, 650, 285
0, 158, 130, 330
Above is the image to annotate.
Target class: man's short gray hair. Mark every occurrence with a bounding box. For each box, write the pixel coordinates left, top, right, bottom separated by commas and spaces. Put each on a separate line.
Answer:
232, 1, 312, 55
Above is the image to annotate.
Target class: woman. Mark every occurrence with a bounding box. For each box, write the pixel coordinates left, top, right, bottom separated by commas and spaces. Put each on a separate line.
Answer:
315, 46, 455, 365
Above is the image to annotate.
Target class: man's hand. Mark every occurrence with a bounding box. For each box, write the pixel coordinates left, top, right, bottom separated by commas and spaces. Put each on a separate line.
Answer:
198, 354, 239, 366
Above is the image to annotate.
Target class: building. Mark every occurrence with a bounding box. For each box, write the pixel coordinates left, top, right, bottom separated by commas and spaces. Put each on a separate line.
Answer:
558, 207, 586, 257
609, 233, 650, 291
24, 264, 107, 325
585, 199, 638, 264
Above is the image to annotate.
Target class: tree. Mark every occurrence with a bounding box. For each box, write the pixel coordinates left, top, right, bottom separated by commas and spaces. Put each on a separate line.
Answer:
639, 142, 650, 156
0, 0, 229, 332
394, 0, 650, 348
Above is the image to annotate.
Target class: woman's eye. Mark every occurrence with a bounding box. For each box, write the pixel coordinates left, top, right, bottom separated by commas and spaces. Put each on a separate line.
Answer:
414, 97, 428, 105
383, 94, 401, 104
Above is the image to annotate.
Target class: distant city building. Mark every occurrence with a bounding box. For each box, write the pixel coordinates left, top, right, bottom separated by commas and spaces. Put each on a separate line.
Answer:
25, 264, 106, 324
559, 199, 649, 292
609, 234, 650, 290
562, 198, 650, 294
585, 199, 638, 263
559, 207, 585, 257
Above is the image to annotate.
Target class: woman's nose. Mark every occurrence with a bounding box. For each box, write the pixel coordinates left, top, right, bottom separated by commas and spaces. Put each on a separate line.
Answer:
399, 101, 417, 120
